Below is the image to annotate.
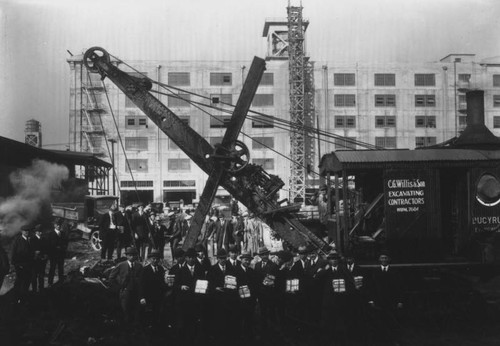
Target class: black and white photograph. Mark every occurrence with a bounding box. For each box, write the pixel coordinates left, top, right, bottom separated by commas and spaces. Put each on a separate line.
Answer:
1, 0, 500, 345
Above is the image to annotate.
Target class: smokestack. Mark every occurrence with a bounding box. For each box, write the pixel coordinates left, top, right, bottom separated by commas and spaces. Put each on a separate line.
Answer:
452, 90, 500, 148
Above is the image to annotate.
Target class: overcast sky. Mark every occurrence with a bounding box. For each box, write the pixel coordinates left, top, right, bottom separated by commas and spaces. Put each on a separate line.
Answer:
1, 0, 499, 149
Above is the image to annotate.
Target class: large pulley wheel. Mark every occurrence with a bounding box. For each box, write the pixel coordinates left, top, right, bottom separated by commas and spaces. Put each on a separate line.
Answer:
226, 140, 250, 173
83, 47, 110, 73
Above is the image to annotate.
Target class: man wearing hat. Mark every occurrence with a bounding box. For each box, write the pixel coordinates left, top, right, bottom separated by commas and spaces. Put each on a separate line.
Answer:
226, 244, 240, 272
109, 247, 143, 327
47, 217, 68, 286
11, 224, 34, 303
207, 248, 238, 343
115, 205, 133, 259
289, 245, 310, 330
164, 247, 185, 336
99, 204, 118, 261
254, 246, 279, 335
195, 244, 211, 275
274, 250, 295, 334
139, 249, 166, 331
235, 251, 257, 341
316, 251, 354, 345
174, 247, 206, 344
30, 224, 48, 293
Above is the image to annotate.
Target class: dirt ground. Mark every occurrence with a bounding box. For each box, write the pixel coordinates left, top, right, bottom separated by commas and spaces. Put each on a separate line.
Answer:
1, 239, 500, 345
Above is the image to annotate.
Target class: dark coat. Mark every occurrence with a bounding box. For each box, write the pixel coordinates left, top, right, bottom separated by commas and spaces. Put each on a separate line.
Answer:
115, 211, 133, 242
11, 235, 33, 267
254, 259, 279, 295
174, 262, 206, 297
369, 266, 403, 309
132, 212, 150, 240
207, 262, 237, 294
30, 234, 48, 261
109, 260, 143, 292
46, 229, 68, 259
139, 264, 167, 304
99, 212, 116, 235
226, 258, 241, 273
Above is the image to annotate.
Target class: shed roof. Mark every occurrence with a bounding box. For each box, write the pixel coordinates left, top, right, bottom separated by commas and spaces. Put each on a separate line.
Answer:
319, 148, 500, 175
0, 136, 111, 168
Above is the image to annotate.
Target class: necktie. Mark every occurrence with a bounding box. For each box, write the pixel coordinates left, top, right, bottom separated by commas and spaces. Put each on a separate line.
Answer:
222, 266, 226, 274
190, 266, 194, 276
152, 266, 157, 273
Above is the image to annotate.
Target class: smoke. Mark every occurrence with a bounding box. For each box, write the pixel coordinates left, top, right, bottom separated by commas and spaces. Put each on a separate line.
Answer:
0, 159, 69, 238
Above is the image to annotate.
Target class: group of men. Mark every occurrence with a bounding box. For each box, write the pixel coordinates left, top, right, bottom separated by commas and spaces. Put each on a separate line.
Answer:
107, 242, 404, 346
10, 217, 68, 303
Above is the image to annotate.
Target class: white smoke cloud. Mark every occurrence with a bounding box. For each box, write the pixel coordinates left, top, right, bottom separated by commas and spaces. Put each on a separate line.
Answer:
0, 159, 69, 238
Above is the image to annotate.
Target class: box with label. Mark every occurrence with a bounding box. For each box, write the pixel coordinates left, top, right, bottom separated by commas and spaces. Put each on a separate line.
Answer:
195, 279, 208, 294
354, 276, 363, 289
332, 279, 346, 293
286, 279, 300, 293
238, 285, 251, 298
165, 274, 176, 287
224, 275, 237, 290
263, 274, 275, 287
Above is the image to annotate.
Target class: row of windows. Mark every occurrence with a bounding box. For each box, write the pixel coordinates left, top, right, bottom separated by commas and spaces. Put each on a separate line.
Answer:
335, 137, 437, 150
120, 180, 195, 188
334, 94, 437, 107
333, 73, 500, 87
166, 72, 275, 87
334, 116, 436, 128
124, 158, 275, 173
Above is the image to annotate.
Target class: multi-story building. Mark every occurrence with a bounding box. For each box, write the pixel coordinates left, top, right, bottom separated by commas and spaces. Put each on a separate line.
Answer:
67, 45, 500, 206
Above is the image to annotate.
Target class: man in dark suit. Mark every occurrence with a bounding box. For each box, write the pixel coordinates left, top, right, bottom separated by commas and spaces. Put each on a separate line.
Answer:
316, 251, 355, 345
226, 244, 240, 272
30, 224, 48, 293
305, 249, 327, 323
115, 205, 133, 259
132, 205, 150, 260
254, 246, 279, 335
11, 224, 34, 303
235, 251, 257, 342
139, 249, 166, 331
47, 217, 68, 286
99, 205, 118, 261
195, 244, 211, 275
289, 245, 309, 326
174, 247, 206, 346
368, 252, 404, 345
109, 247, 143, 327
207, 248, 238, 343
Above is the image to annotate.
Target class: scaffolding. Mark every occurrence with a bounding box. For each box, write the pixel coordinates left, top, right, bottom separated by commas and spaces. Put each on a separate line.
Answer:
287, 4, 314, 204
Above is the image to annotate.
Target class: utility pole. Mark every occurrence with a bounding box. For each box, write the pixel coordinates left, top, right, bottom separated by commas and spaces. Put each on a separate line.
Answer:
108, 138, 117, 195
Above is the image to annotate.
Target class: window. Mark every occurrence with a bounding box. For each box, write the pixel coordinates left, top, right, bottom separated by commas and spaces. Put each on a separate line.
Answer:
375, 137, 397, 148
415, 137, 436, 148
459, 116, 467, 126
335, 137, 356, 150
125, 137, 148, 150
252, 158, 274, 170
334, 94, 356, 107
414, 74, 435, 86
375, 116, 396, 128
260, 73, 274, 86
374, 74, 396, 86
168, 158, 191, 172
458, 94, 466, 104
252, 137, 274, 149
121, 180, 153, 187
415, 95, 436, 107
210, 94, 233, 105
493, 75, 500, 87
210, 116, 231, 128
335, 116, 356, 128
125, 116, 148, 129
375, 94, 396, 107
167, 94, 191, 108
494, 117, 500, 128
494, 95, 500, 107
252, 94, 274, 107
125, 159, 148, 173
252, 116, 274, 128
210, 72, 232, 86
458, 74, 471, 82
163, 180, 196, 187
334, 73, 355, 86
168, 72, 190, 86
415, 116, 436, 128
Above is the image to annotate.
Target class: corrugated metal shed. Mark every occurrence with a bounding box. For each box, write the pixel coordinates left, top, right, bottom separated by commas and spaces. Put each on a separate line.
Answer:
320, 148, 500, 175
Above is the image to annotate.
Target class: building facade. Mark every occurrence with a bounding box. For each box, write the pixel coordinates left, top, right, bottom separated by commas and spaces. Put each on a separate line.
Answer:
66, 52, 500, 205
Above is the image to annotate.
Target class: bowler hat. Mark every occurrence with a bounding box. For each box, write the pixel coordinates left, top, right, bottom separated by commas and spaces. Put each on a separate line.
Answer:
148, 249, 162, 258
53, 217, 64, 226
297, 245, 309, 254
257, 246, 270, 256
216, 248, 228, 258
173, 248, 185, 258
327, 251, 340, 259
185, 248, 197, 258
21, 224, 34, 231
240, 251, 253, 260
276, 250, 293, 263
194, 244, 205, 253
228, 244, 238, 253
125, 247, 138, 255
